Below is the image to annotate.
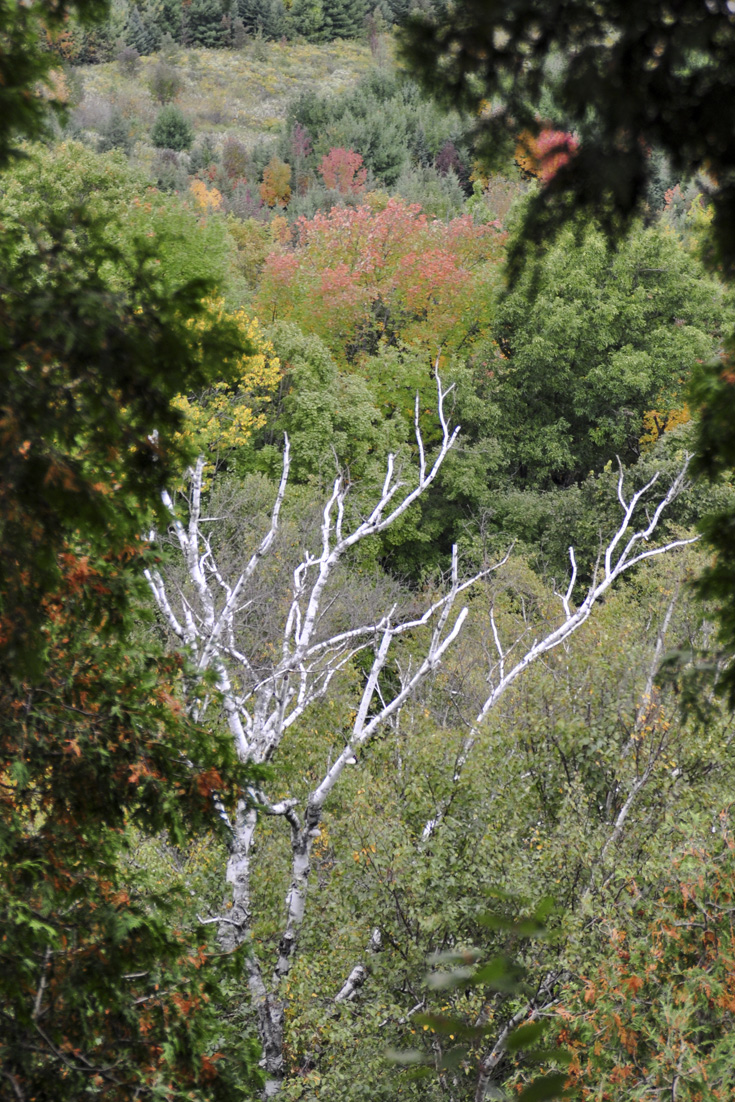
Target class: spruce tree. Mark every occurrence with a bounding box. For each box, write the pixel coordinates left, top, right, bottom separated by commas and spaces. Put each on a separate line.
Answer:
144, 0, 183, 40
238, 0, 284, 38
325, 0, 366, 39
187, 0, 226, 47
151, 104, 194, 150
288, 0, 326, 40
98, 107, 133, 154
125, 6, 155, 53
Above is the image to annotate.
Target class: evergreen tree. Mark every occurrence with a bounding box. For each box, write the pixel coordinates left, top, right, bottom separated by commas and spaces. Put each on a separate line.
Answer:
143, 0, 183, 40
324, 0, 366, 39
384, 0, 413, 23
98, 106, 133, 154
125, 5, 155, 53
187, 0, 226, 47
237, 0, 285, 38
287, 0, 326, 40
151, 103, 194, 150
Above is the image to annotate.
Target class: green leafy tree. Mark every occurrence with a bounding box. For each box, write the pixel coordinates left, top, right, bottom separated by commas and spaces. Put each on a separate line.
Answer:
484, 216, 724, 487
0, 7, 264, 1095
400, 0, 735, 702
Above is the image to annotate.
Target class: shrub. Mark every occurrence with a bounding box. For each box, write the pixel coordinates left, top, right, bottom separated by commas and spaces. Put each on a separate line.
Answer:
222, 136, 249, 180
148, 61, 184, 105
98, 107, 133, 155
116, 46, 140, 77
151, 105, 194, 152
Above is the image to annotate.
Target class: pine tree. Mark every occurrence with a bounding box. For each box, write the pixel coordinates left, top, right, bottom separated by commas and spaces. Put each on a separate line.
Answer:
143, 0, 183, 40
98, 107, 133, 154
151, 104, 194, 150
325, 0, 366, 39
288, 0, 326, 40
125, 5, 155, 53
237, 0, 284, 38
187, 0, 226, 47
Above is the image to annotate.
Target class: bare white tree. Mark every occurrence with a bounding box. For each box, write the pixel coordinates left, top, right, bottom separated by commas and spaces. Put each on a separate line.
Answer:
421, 457, 698, 839
147, 375, 505, 1094
146, 374, 696, 1096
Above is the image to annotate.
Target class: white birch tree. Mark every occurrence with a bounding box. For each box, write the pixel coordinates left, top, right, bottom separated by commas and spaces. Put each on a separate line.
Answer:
145, 374, 696, 1097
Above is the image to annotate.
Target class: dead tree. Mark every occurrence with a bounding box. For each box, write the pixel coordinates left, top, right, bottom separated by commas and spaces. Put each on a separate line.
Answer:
146, 374, 695, 1097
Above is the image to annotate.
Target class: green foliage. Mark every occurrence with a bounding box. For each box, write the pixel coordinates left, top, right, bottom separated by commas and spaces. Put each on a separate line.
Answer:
251, 321, 398, 484
126, 4, 156, 53
0, 141, 241, 300
0, 147, 248, 668
285, 70, 475, 191
262, 553, 725, 1102
237, 0, 287, 40
484, 215, 724, 487
148, 57, 184, 102
98, 105, 134, 153
151, 103, 194, 150
186, 0, 228, 48
689, 353, 735, 707
0, 0, 107, 167
325, 0, 367, 40
391, 898, 571, 1101
0, 28, 266, 1092
400, 1, 735, 720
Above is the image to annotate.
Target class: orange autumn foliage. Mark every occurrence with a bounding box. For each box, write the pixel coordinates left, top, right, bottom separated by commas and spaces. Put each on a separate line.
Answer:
255, 197, 505, 362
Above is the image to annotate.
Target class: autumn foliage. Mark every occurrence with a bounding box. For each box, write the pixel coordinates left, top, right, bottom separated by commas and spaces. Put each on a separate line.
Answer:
556, 821, 735, 1100
515, 128, 579, 183
254, 197, 505, 362
260, 154, 292, 208
317, 147, 367, 194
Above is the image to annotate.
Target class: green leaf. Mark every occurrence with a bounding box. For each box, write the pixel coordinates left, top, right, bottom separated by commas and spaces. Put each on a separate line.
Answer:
517, 1073, 569, 1101
507, 1021, 545, 1052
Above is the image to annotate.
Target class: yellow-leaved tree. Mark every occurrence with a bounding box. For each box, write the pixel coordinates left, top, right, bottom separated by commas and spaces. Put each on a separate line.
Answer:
172, 299, 280, 466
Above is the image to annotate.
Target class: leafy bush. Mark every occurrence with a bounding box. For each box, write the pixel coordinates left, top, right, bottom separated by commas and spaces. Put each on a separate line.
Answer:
148, 60, 184, 104
97, 107, 133, 155
116, 45, 141, 76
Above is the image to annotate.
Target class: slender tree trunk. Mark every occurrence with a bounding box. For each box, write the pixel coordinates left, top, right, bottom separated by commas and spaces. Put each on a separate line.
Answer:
276, 802, 321, 980
220, 801, 258, 953
219, 797, 324, 1098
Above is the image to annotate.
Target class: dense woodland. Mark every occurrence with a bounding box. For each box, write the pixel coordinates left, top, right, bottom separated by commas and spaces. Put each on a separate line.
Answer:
4, 2, 735, 1101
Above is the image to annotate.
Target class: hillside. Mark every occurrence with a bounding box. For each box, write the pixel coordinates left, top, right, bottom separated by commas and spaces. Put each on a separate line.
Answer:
70, 39, 375, 154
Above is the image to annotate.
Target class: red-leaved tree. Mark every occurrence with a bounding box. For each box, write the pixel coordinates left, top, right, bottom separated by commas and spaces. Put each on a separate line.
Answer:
255, 198, 505, 363
317, 147, 367, 195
